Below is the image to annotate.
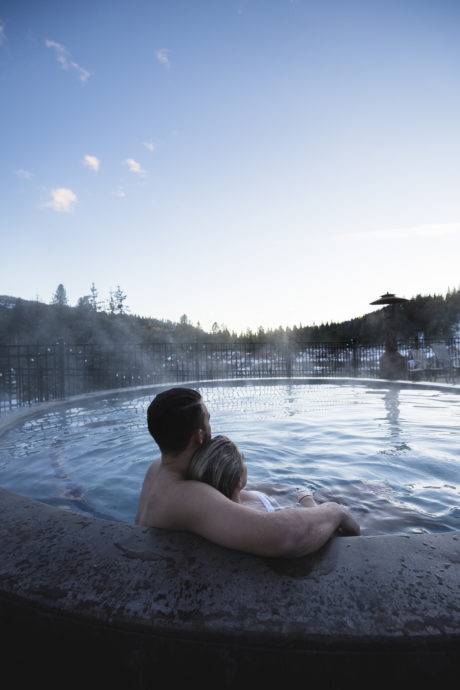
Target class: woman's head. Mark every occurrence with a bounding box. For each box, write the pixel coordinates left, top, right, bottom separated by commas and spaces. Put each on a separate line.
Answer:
187, 435, 246, 500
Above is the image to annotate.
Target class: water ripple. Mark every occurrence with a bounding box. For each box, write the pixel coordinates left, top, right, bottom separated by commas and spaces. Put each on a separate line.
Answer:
0, 383, 459, 535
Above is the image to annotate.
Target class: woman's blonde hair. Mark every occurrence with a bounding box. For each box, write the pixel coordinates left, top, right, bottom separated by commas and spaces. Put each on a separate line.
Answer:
186, 435, 244, 499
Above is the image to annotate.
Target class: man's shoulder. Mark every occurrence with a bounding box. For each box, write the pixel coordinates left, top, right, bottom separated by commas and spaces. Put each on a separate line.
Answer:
150, 457, 161, 471
140, 462, 229, 526
171, 476, 230, 504
136, 458, 162, 525
144, 458, 161, 483
146, 461, 217, 500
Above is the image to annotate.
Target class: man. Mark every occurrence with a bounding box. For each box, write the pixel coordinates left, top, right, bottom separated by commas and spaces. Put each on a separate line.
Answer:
136, 387, 360, 558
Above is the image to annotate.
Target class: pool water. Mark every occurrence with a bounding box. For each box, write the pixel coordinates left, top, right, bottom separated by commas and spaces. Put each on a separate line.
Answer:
0, 382, 459, 536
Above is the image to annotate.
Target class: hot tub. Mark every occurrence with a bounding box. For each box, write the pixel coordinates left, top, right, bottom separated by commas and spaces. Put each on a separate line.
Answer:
0, 378, 459, 688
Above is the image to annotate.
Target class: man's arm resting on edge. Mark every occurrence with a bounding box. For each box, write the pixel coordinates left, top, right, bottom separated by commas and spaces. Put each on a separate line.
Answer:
166, 481, 359, 558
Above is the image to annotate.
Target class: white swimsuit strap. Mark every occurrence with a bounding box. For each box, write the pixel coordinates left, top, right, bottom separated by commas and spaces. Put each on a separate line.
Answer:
254, 491, 276, 513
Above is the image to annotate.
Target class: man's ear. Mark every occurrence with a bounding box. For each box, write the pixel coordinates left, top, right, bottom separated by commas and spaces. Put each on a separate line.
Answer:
194, 428, 205, 445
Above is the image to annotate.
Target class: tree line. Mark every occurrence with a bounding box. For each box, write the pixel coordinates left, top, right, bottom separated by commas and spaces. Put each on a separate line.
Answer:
52, 283, 128, 316
1, 284, 459, 348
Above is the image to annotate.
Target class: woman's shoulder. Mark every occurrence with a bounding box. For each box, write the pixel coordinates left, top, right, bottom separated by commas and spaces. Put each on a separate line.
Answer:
239, 489, 261, 502
240, 489, 281, 512
239, 489, 266, 510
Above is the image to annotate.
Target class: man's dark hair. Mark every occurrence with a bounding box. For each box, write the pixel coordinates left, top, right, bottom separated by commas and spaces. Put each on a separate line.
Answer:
147, 387, 205, 454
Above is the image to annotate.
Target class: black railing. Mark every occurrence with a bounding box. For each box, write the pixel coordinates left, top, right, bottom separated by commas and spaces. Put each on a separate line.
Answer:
1, 339, 459, 414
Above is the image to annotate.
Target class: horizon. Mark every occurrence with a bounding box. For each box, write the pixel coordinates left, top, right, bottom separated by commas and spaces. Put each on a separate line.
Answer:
2, 1, 460, 332
3, 284, 460, 336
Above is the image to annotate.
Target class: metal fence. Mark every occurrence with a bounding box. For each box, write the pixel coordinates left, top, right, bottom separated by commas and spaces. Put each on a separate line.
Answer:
1, 339, 459, 414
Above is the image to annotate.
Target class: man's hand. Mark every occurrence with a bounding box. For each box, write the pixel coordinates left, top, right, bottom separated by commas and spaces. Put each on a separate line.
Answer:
297, 493, 361, 536
336, 505, 360, 536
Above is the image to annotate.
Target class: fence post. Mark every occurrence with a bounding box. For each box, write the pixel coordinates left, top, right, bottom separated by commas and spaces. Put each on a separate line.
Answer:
36, 342, 42, 402
351, 338, 359, 377
16, 344, 23, 406
7, 346, 13, 410
194, 343, 200, 382
57, 338, 66, 399
286, 341, 293, 378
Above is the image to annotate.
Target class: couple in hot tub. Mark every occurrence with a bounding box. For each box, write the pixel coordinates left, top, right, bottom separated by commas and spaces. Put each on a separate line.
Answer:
136, 387, 360, 558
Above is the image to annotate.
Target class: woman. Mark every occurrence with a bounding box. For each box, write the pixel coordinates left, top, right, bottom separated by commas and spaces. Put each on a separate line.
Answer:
186, 435, 316, 511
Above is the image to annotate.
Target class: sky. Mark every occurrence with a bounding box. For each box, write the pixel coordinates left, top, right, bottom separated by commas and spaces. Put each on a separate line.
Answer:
1, 0, 460, 333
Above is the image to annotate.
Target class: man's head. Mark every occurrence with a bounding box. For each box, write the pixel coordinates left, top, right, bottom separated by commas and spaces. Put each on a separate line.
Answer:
147, 387, 211, 456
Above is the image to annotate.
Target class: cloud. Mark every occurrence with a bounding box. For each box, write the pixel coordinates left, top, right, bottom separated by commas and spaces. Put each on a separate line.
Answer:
0, 19, 6, 46
156, 48, 171, 68
125, 158, 146, 176
342, 222, 460, 240
143, 141, 156, 153
114, 187, 126, 198
82, 154, 100, 172
15, 169, 34, 180
45, 39, 90, 82
45, 187, 77, 213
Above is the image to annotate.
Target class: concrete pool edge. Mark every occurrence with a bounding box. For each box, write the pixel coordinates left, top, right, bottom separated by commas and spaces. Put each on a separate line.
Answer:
1, 488, 459, 686
1, 378, 459, 684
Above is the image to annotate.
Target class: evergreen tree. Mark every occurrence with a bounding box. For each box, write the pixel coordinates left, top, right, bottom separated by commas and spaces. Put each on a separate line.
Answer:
89, 283, 100, 311
2, 287, 460, 347
77, 295, 92, 310
108, 291, 116, 315
52, 284, 68, 306
9, 299, 27, 342
113, 285, 128, 315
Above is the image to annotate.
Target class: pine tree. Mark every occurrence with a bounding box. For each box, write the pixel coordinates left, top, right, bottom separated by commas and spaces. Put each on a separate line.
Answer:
113, 285, 128, 315
77, 295, 91, 310
10, 299, 27, 341
89, 283, 100, 311
52, 284, 68, 306
108, 291, 116, 315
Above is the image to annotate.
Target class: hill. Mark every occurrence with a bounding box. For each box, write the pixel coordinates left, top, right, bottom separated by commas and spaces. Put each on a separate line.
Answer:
1, 288, 459, 347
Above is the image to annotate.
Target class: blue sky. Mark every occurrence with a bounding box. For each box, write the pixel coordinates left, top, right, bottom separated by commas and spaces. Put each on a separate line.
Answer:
1, 0, 460, 332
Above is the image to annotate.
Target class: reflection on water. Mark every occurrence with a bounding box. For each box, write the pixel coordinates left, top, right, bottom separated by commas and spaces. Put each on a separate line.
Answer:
384, 387, 401, 437
0, 383, 459, 536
